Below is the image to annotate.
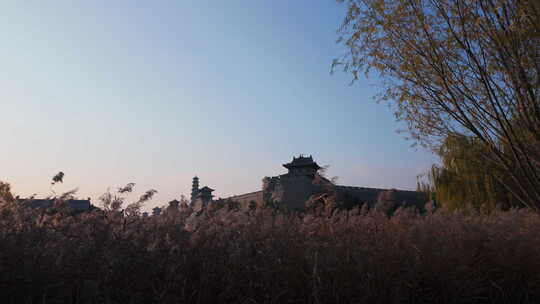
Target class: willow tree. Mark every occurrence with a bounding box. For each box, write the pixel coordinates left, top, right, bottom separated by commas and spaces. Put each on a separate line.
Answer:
335, 0, 540, 208
422, 135, 513, 210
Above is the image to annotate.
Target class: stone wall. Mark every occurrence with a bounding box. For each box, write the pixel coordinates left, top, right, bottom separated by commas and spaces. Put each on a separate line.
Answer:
17, 199, 92, 212
227, 178, 426, 211
228, 191, 263, 209
335, 186, 426, 210
266, 175, 328, 209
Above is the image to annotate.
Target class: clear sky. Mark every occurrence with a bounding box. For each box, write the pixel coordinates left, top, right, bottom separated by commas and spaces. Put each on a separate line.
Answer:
0, 1, 436, 210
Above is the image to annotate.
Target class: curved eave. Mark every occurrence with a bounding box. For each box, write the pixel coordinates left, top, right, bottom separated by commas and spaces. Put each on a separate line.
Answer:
283, 163, 321, 170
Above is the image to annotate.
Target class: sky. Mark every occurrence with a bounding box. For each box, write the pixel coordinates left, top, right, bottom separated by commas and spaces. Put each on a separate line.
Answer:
0, 1, 437, 210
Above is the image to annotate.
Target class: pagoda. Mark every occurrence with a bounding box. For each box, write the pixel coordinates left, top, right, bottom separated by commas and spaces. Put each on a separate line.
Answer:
191, 176, 199, 204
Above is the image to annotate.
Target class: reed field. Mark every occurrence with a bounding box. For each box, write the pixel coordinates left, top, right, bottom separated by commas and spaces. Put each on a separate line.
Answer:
0, 194, 539, 304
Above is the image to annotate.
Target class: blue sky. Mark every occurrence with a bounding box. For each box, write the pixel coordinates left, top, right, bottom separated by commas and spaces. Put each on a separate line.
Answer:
0, 1, 436, 210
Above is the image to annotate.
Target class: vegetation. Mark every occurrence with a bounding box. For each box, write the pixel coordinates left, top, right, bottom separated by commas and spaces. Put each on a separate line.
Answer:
335, 0, 540, 208
418, 134, 514, 211
1, 184, 540, 303
0, 181, 14, 203
0, 1, 538, 302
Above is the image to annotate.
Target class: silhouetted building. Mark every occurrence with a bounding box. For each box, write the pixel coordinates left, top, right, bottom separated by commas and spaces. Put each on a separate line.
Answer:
226, 155, 425, 210
188, 155, 424, 211
165, 199, 180, 214
283, 155, 321, 177
152, 207, 162, 216
197, 186, 214, 205
168, 199, 180, 208
16, 198, 92, 212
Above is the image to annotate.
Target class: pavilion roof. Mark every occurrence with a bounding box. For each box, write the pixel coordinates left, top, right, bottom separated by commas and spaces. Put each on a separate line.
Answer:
199, 186, 214, 193
283, 155, 321, 170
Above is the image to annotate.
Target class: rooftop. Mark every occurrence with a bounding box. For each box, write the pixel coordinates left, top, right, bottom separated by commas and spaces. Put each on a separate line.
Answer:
283, 155, 321, 170
199, 186, 214, 193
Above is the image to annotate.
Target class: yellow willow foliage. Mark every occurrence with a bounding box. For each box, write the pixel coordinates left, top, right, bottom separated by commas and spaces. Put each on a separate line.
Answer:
424, 134, 514, 211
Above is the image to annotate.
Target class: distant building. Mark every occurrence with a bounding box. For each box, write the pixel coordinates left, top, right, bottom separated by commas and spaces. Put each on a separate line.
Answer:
190, 177, 215, 211
152, 207, 162, 216
16, 198, 93, 212
164, 199, 181, 215
197, 186, 214, 205
168, 199, 180, 209
194, 155, 425, 211
153, 198, 190, 216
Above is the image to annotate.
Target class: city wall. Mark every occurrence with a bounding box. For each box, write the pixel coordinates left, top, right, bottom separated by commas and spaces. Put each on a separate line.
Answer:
228, 191, 263, 209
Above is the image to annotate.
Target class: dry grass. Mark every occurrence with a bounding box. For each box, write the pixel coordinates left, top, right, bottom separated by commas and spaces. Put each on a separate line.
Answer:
0, 196, 539, 304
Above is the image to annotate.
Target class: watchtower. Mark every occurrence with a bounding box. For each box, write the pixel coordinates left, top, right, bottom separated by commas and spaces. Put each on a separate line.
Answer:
283, 155, 321, 178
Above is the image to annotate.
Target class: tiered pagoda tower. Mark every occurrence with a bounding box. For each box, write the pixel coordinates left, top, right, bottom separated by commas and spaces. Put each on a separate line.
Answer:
191, 176, 199, 204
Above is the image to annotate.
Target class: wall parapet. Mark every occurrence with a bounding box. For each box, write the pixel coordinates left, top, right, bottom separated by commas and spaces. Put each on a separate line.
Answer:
228, 191, 263, 200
